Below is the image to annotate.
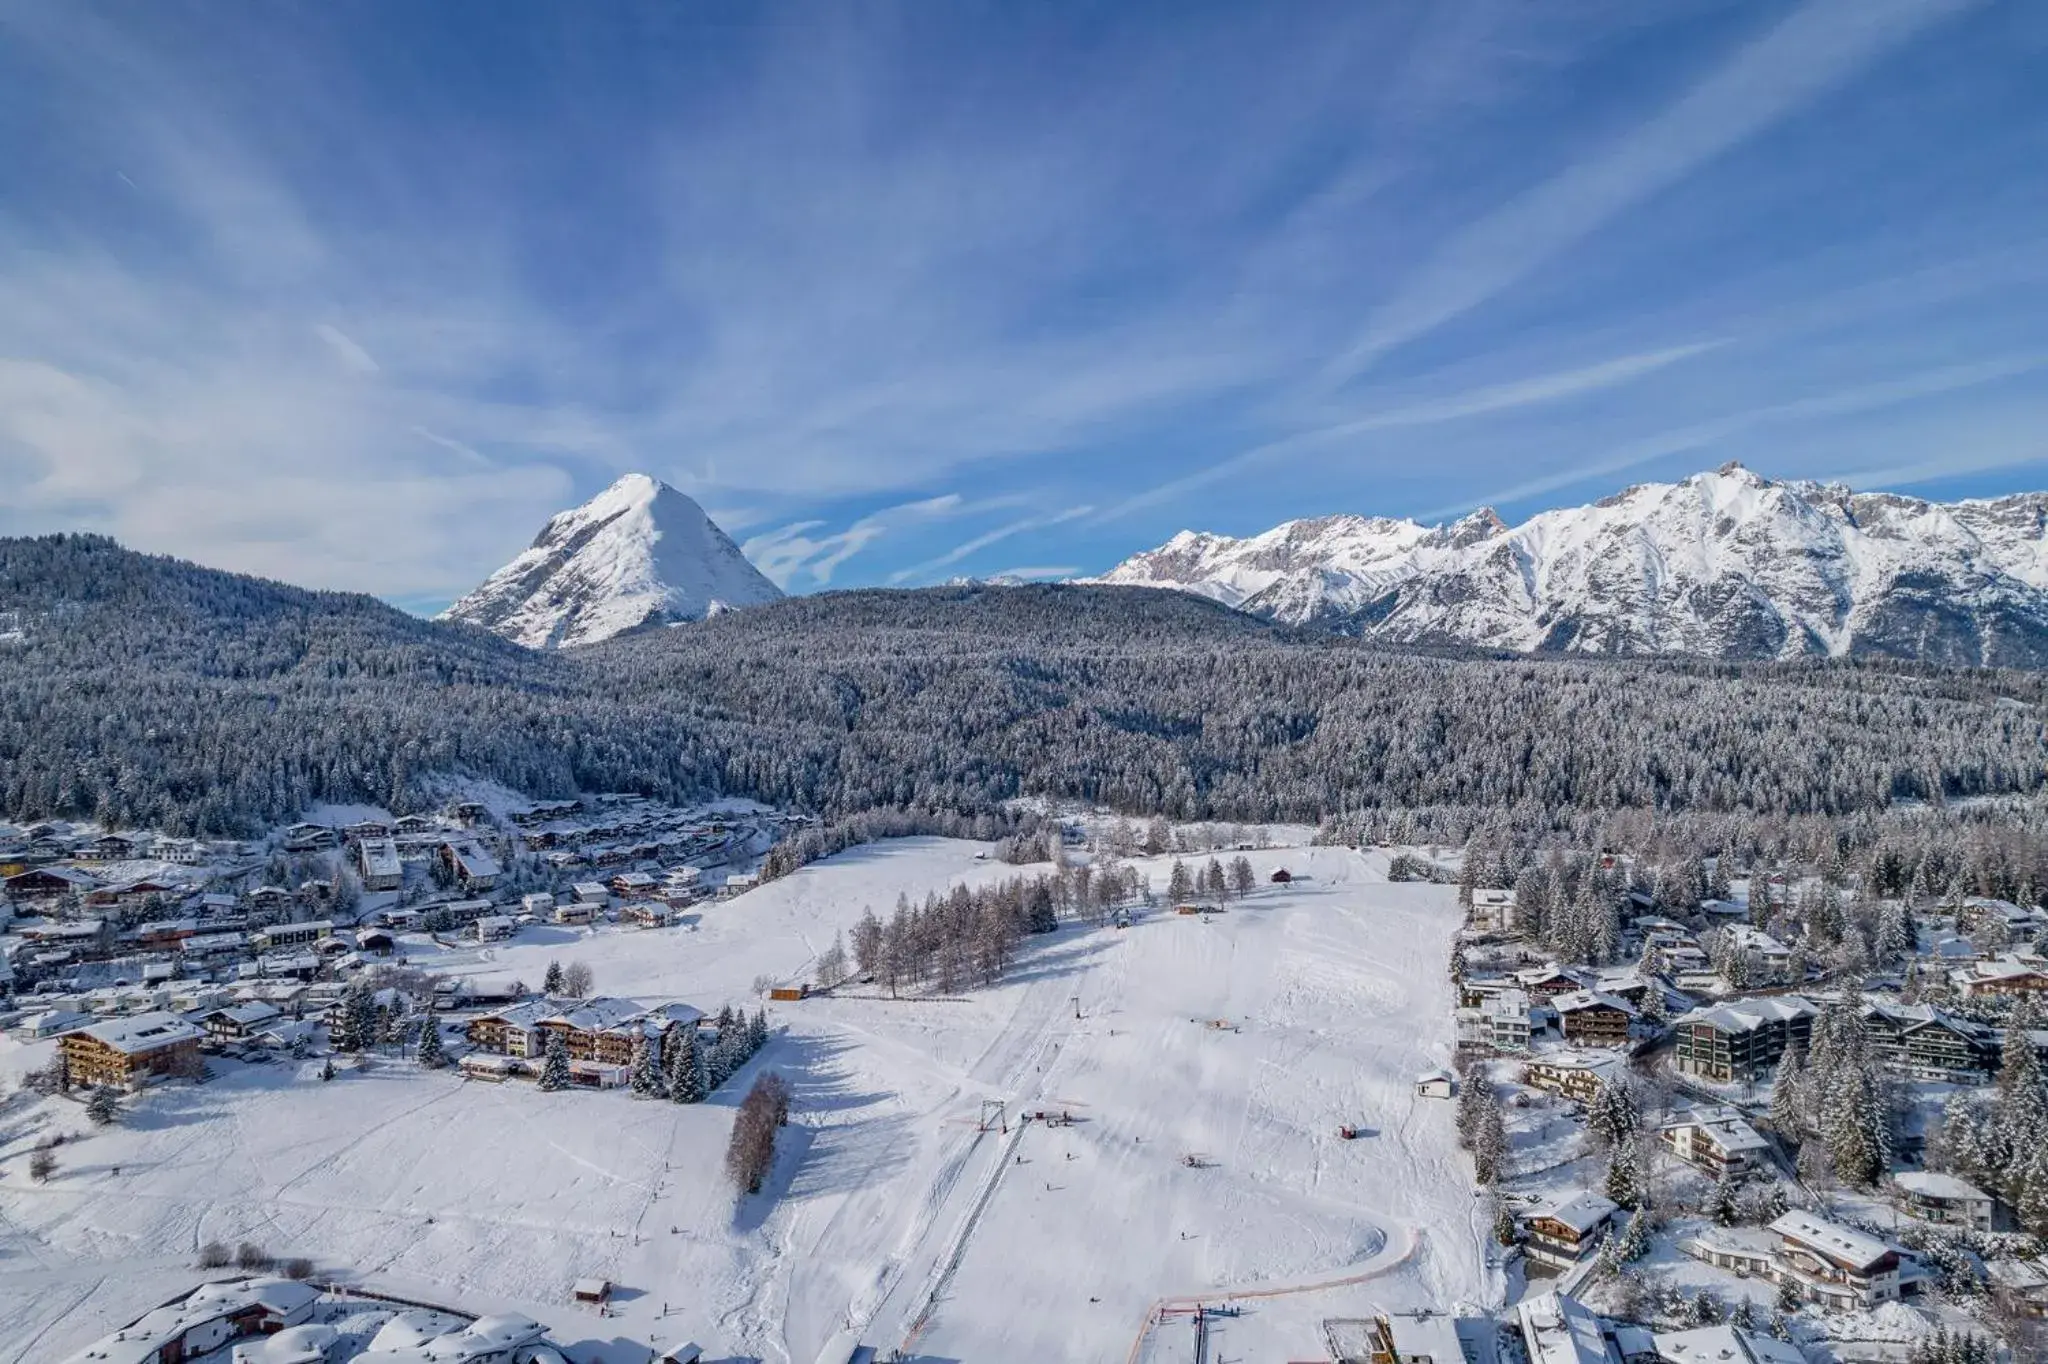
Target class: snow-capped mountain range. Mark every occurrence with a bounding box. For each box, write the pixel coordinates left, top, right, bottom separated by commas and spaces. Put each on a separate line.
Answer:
442, 473, 783, 649
1093, 464, 2048, 666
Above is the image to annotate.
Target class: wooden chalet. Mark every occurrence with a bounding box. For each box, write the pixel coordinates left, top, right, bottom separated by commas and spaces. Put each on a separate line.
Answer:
60, 1011, 202, 1089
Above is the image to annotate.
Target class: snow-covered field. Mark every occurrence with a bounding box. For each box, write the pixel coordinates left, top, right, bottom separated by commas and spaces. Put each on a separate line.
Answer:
0, 838, 1494, 1363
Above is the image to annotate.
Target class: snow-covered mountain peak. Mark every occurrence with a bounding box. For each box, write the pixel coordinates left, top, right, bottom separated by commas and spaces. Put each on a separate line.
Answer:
1092, 467, 2048, 665
441, 473, 783, 649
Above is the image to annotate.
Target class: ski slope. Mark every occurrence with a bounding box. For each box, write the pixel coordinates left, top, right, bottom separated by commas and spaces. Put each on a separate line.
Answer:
0, 839, 1494, 1363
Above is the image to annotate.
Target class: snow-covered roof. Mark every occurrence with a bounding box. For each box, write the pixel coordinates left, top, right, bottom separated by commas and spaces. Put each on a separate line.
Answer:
445, 842, 501, 878
1769, 1210, 1893, 1271
1537, 1191, 1619, 1233
1673, 995, 1816, 1034
474, 999, 553, 1029
547, 996, 647, 1033
201, 1001, 282, 1027
1551, 989, 1637, 1016
1653, 1324, 1804, 1364
1516, 1291, 1613, 1364
66, 1010, 200, 1053
62, 1278, 321, 1364
1664, 1106, 1769, 1154
1515, 962, 1587, 986
1893, 1170, 1990, 1202
1525, 1050, 1625, 1077
360, 837, 403, 877
1380, 1310, 1466, 1363
1723, 924, 1790, 954
449, 1312, 546, 1350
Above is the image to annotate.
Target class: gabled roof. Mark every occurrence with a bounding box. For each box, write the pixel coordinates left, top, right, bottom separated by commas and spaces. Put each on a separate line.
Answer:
1516, 1291, 1613, 1364
546, 996, 648, 1033
1525, 1050, 1626, 1077
1894, 1170, 1990, 1202
65, 1010, 201, 1053
1769, 1210, 1892, 1272
1673, 995, 1816, 1034
200, 1001, 283, 1028
1664, 1106, 1769, 1154
1653, 1325, 1803, 1364
1551, 989, 1637, 1017
1537, 1191, 1619, 1233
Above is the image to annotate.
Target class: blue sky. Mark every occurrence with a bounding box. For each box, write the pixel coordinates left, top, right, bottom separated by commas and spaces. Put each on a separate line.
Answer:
1, 0, 2044, 611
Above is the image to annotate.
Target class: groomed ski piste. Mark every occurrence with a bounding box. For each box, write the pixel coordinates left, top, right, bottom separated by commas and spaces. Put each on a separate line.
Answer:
0, 838, 1499, 1363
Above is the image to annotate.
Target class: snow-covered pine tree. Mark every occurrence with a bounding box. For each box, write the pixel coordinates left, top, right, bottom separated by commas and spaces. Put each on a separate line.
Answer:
416, 1019, 448, 1069
1771, 1044, 1808, 1136
668, 1028, 706, 1104
1876, 901, 1914, 963
1586, 1077, 1640, 1150
1455, 1064, 1489, 1149
1604, 1138, 1643, 1210
1470, 1100, 1508, 1186
629, 1030, 665, 1097
333, 980, 378, 1054
543, 960, 564, 995
1167, 859, 1191, 905
1612, 1207, 1651, 1264
1818, 1000, 1889, 1187
86, 1085, 120, 1126
538, 1030, 571, 1091
1708, 1168, 1738, 1226
1994, 997, 2048, 1179
1491, 1197, 1518, 1246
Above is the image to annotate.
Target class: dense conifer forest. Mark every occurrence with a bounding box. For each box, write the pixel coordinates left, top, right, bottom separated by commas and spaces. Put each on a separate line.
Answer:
0, 533, 2042, 836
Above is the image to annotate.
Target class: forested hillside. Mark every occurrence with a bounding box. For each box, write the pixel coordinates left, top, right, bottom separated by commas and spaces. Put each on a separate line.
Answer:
0, 535, 2042, 835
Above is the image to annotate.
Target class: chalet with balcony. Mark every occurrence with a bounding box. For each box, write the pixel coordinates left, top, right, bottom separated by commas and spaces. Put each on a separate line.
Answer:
1893, 1171, 1996, 1232
60, 1011, 202, 1089
1551, 990, 1637, 1047
1521, 1051, 1626, 1105
1860, 1001, 2000, 1082
1522, 1191, 1618, 1268
1956, 954, 2048, 998
1672, 996, 1816, 1082
1659, 1107, 1770, 1176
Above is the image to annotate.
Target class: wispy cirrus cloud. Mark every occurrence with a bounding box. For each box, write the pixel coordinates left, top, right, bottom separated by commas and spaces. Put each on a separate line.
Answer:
1314, 0, 1978, 388
887, 505, 1094, 584
1097, 340, 1722, 522
1420, 352, 2048, 519
742, 494, 969, 590
0, 0, 2039, 601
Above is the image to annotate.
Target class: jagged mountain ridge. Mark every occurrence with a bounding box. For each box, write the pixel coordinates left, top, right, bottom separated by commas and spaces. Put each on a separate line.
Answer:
442, 473, 783, 648
1093, 465, 2048, 666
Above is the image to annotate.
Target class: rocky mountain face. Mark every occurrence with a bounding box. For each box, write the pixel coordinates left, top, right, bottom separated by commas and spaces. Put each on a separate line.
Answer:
1093, 465, 2048, 665
442, 473, 783, 648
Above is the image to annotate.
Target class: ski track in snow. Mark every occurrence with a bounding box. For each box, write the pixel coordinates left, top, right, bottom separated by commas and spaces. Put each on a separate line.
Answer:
0, 838, 1493, 1363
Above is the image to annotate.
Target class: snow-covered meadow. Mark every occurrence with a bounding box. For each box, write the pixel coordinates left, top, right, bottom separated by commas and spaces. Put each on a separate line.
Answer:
0, 838, 1494, 1363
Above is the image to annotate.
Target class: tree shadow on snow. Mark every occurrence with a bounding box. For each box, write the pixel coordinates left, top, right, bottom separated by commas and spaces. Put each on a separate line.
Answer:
718, 1032, 916, 1228
730, 1122, 817, 1235
995, 933, 1117, 987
